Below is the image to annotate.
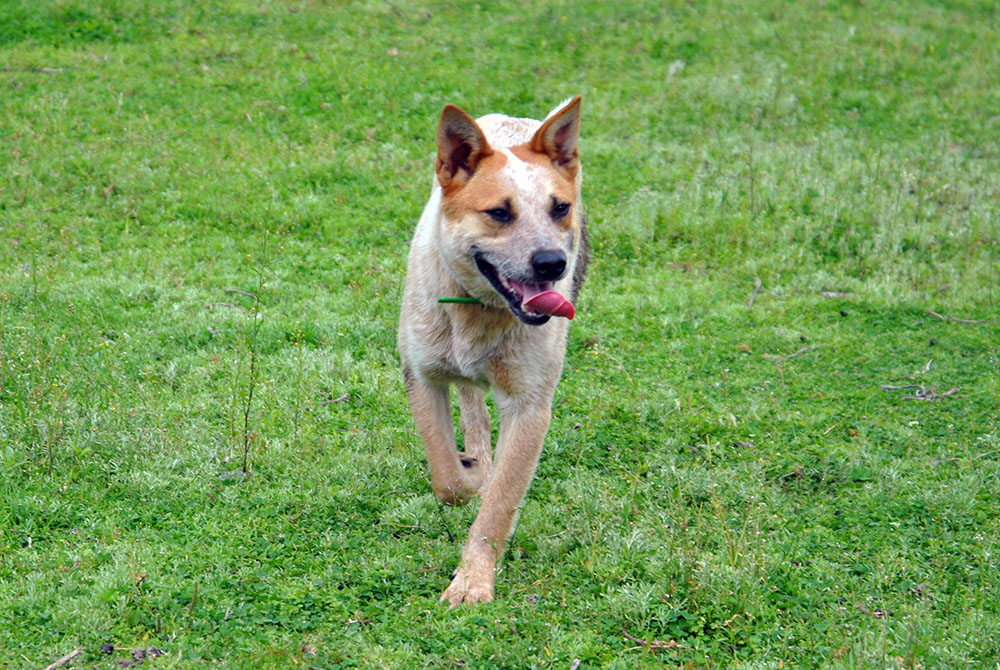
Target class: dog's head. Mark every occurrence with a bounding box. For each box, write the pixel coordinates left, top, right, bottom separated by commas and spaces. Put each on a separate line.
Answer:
433, 97, 583, 326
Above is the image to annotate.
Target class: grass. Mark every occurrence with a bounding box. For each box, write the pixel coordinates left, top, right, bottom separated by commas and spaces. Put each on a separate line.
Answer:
1, 0, 999, 667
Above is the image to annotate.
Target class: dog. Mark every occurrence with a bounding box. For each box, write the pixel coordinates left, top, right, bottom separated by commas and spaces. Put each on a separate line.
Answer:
398, 97, 588, 606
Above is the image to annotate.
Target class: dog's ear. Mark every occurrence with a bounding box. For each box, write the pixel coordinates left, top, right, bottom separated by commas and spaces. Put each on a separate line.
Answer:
529, 96, 581, 179
436, 105, 493, 192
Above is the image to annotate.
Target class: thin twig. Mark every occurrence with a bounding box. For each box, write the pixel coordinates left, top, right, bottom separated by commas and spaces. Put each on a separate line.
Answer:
764, 346, 817, 362
881, 384, 959, 401
927, 309, 989, 324
621, 629, 679, 650
909, 388, 958, 401
44, 648, 84, 670
930, 458, 961, 465
319, 393, 350, 405
785, 346, 814, 360
433, 499, 455, 543
822, 417, 845, 435
747, 276, 763, 310
225, 288, 258, 299
906, 359, 932, 379
819, 291, 854, 299
204, 302, 248, 313
186, 581, 199, 617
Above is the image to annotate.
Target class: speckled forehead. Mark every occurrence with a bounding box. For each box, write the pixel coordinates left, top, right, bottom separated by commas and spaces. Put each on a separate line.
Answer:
499, 146, 574, 201
495, 147, 548, 192
439, 143, 574, 218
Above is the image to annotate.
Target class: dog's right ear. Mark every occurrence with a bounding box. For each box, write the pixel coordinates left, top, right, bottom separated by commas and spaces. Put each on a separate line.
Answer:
436, 105, 493, 192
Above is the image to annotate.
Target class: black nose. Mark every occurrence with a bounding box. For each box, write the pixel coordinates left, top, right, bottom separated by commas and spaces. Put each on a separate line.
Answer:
531, 249, 567, 282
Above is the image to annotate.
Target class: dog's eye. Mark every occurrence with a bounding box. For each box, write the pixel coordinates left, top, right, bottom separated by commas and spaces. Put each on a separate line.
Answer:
551, 202, 571, 219
484, 208, 513, 223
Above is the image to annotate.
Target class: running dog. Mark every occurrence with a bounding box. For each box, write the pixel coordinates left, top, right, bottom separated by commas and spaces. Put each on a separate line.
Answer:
398, 97, 588, 606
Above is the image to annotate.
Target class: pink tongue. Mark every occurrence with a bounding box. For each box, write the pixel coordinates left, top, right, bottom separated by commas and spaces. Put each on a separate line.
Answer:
523, 290, 575, 320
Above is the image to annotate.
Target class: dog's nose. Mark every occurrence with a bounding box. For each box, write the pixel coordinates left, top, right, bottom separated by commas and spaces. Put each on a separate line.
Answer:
531, 249, 567, 282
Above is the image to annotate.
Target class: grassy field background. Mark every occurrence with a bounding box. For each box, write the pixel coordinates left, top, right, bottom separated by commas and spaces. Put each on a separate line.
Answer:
2, 0, 999, 668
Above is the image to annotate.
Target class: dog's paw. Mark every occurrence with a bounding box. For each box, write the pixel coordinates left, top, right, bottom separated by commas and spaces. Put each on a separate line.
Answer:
440, 567, 494, 607
432, 456, 483, 506
442, 455, 485, 505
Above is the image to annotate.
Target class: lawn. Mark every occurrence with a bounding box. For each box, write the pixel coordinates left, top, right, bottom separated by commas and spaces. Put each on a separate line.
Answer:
1, 0, 998, 668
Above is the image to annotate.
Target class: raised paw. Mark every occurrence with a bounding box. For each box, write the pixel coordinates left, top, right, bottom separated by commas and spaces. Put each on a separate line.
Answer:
432, 454, 483, 506
440, 566, 494, 607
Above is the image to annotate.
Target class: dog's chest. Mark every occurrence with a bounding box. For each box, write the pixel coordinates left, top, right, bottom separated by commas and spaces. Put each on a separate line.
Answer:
442, 324, 509, 386
418, 312, 521, 387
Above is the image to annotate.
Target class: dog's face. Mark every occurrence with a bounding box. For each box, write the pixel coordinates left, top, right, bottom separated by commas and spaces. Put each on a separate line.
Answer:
434, 98, 583, 326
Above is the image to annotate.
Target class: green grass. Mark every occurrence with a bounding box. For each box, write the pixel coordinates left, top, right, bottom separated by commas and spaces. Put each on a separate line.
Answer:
2, 0, 999, 667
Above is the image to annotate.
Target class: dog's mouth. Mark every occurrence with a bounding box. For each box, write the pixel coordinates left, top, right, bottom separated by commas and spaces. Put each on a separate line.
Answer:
473, 254, 575, 325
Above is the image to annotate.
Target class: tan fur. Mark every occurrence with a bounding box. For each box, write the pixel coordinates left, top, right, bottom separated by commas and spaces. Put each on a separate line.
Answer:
398, 97, 587, 606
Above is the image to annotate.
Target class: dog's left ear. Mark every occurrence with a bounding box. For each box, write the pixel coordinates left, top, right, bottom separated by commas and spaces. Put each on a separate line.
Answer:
529, 96, 581, 179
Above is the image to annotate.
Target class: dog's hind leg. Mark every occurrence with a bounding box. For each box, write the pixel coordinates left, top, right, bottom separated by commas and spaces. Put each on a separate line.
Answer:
403, 371, 482, 505
458, 384, 493, 495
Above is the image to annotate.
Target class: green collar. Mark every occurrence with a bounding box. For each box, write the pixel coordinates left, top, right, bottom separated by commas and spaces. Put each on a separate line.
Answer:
437, 297, 483, 305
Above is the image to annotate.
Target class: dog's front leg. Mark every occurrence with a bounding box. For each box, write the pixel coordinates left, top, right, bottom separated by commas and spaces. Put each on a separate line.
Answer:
404, 371, 482, 505
458, 384, 493, 495
441, 396, 551, 606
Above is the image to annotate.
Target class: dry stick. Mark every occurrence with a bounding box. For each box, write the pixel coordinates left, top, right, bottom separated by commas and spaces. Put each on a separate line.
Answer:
911, 388, 959, 400
319, 393, 350, 406
822, 416, 845, 435
44, 647, 84, 670
190, 582, 199, 614
225, 288, 258, 299
930, 457, 962, 465
204, 302, 248, 313
240, 283, 264, 475
819, 291, 855, 299
747, 276, 763, 310
927, 309, 990, 324
928, 451, 999, 465
621, 629, 679, 650
764, 346, 817, 362
882, 384, 959, 401
569, 660, 582, 670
